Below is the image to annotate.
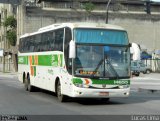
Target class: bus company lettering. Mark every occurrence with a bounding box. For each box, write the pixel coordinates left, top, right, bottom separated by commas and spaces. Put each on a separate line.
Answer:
114, 80, 129, 85
18, 57, 24, 63
51, 55, 58, 66
48, 69, 54, 75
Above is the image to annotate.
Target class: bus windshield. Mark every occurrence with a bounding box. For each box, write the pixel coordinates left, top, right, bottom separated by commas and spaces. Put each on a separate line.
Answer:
74, 28, 128, 45
74, 45, 130, 78
73, 28, 130, 78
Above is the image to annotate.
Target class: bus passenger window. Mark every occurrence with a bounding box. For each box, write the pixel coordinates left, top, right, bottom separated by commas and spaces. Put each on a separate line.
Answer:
55, 29, 64, 51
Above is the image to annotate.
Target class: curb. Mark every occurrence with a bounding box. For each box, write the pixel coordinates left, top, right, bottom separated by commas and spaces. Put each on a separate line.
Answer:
138, 87, 160, 93
0, 72, 18, 78
0, 72, 17, 75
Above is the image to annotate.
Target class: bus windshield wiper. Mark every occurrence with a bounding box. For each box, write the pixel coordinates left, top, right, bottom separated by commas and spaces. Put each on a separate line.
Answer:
90, 58, 104, 78
105, 58, 119, 79
90, 57, 119, 79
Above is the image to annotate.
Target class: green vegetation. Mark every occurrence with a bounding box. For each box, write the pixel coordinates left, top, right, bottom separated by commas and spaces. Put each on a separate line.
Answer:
6, 30, 17, 46
3, 15, 18, 72
3, 16, 17, 46
83, 1, 95, 13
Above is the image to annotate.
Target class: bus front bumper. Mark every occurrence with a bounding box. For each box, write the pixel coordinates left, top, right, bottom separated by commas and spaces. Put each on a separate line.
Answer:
71, 87, 130, 98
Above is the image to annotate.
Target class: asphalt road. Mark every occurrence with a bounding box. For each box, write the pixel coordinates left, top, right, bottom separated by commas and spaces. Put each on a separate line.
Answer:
0, 73, 160, 121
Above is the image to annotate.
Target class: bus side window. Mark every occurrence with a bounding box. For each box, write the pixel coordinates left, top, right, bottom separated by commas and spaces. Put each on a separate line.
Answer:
19, 39, 23, 52
29, 36, 36, 52
64, 27, 72, 74
47, 31, 54, 51
41, 31, 51, 51
35, 34, 41, 52
55, 29, 64, 51
41, 32, 47, 51
50, 32, 55, 51
22, 40, 25, 52
24, 38, 29, 52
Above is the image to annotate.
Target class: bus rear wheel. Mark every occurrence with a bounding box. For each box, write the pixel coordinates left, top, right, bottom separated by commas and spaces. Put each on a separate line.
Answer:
24, 77, 28, 91
56, 81, 67, 102
25, 75, 34, 92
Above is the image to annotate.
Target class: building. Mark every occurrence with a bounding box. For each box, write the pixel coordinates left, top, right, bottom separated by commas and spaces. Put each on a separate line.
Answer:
0, 0, 160, 72
0, 3, 16, 72
23, 0, 160, 51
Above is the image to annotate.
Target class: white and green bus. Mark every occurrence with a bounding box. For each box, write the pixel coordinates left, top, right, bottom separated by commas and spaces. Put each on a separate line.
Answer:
18, 23, 131, 102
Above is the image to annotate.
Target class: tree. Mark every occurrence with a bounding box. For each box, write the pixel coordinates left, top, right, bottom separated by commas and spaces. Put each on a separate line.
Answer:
6, 30, 17, 46
83, 1, 95, 13
3, 15, 18, 72
3, 16, 17, 46
3, 16, 17, 28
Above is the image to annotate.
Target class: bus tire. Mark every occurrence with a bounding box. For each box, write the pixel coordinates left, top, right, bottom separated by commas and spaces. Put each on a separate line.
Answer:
56, 81, 67, 102
101, 98, 110, 102
146, 69, 151, 74
143, 71, 146, 74
25, 75, 34, 92
24, 76, 28, 91
135, 72, 140, 76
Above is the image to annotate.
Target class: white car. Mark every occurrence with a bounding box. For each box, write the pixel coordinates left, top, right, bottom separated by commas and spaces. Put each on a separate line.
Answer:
131, 60, 152, 76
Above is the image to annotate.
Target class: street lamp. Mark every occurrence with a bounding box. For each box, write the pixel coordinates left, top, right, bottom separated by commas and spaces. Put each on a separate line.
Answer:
106, 0, 112, 24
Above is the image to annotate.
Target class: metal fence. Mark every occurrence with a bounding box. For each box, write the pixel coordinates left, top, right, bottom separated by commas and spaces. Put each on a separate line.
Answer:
142, 59, 160, 73
0, 57, 14, 72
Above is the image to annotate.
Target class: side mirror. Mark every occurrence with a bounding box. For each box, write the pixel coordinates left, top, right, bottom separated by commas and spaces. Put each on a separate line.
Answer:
129, 43, 132, 47
69, 40, 76, 58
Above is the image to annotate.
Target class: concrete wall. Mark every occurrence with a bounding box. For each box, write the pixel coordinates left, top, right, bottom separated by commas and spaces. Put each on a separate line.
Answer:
21, 8, 160, 52
110, 19, 160, 52
0, 4, 15, 72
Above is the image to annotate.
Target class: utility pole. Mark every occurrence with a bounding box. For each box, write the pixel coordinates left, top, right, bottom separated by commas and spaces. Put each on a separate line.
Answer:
105, 0, 112, 24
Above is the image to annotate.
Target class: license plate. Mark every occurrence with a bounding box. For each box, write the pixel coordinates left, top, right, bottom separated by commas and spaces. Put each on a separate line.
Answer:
99, 92, 109, 96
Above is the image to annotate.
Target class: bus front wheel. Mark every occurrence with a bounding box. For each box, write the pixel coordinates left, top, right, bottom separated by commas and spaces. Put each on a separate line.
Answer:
56, 81, 67, 102
101, 98, 110, 102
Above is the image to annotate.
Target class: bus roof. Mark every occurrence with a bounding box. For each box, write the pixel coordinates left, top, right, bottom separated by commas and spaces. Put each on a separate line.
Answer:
20, 22, 126, 38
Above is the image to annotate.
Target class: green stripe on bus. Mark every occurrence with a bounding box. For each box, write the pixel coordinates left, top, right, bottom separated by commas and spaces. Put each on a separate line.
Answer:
51, 55, 58, 67
18, 54, 63, 67
34, 66, 36, 76
38, 55, 52, 66
60, 54, 63, 67
72, 78, 83, 84
18, 56, 28, 65
92, 79, 130, 85
72, 78, 130, 85
32, 56, 34, 65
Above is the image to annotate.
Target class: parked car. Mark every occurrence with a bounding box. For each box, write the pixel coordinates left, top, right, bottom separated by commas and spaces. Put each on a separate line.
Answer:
131, 60, 152, 76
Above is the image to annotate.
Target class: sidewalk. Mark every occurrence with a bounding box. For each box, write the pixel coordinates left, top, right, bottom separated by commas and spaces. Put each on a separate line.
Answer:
131, 73, 160, 93
0, 72, 18, 78
132, 73, 160, 81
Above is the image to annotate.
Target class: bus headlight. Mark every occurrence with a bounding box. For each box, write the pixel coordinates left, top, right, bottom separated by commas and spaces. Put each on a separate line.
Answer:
74, 83, 84, 88
119, 85, 129, 89
74, 83, 89, 88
